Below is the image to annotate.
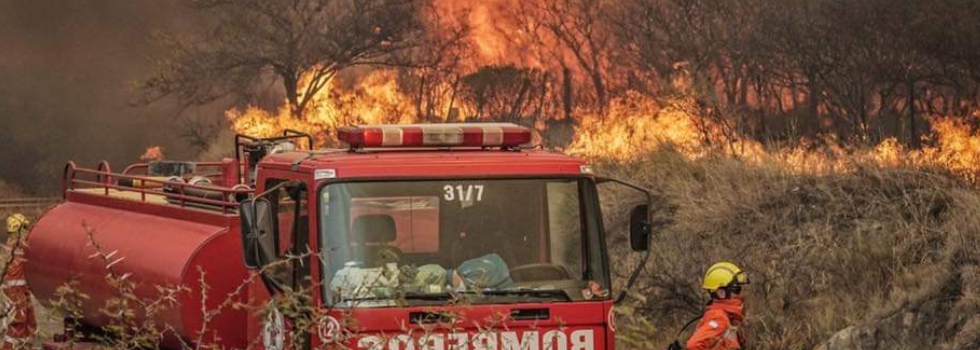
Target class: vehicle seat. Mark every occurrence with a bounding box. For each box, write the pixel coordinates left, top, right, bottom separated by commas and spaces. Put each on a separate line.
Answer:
352, 214, 402, 266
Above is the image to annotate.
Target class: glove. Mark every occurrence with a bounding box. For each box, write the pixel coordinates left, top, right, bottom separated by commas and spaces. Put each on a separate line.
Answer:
667, 340, 684, 350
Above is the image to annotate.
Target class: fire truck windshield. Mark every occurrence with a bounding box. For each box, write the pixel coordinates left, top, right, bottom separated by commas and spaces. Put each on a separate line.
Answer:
318, 178, 610, 307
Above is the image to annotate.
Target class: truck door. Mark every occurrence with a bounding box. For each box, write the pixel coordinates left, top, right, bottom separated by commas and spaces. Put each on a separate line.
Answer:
265, 179, 312, 290
265, 179, 313, 349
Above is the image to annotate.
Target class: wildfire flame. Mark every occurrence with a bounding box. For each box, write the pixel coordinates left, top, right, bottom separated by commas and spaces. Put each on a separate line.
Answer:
918, 115, 980, 181
140, 146, 164, 161
227, 65, 980, 182
229, 70, 466, 147
223, 2, 980, 184
433, 0, 544, 69
565, 93, 980, 182
566, 91, 765, 161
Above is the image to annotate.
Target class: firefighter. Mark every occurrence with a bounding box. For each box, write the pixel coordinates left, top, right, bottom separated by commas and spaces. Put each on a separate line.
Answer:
684, 261, 749, 350
2, 214, 36, 349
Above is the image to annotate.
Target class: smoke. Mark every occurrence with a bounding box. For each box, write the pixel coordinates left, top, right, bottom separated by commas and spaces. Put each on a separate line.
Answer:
0, 0, 221, 195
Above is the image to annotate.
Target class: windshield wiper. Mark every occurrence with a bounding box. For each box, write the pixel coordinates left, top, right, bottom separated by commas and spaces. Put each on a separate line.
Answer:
339, 291, 455, 303
403, 291, 456, 300
338, 288, 573, 303
465, 288, 572, 301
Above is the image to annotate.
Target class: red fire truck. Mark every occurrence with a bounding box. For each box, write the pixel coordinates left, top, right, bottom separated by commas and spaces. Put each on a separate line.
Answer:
26, 123, 653, 350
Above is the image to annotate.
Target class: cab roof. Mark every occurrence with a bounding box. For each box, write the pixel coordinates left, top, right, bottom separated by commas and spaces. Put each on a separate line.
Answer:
258, 148, 589, 180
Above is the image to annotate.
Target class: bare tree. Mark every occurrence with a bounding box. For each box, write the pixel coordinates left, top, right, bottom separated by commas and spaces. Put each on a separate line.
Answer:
459, 65, 548, 123
177, 114, 222, 153
509, 0, 614, 113
139, 0, 427, 118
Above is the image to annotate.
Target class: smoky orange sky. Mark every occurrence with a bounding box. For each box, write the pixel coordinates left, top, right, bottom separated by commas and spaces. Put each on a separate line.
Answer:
0, 0, 215, 194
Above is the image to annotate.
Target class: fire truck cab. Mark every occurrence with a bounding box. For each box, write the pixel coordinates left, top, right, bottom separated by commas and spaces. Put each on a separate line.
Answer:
27, 123, 652, 350
241, 124, 653, 350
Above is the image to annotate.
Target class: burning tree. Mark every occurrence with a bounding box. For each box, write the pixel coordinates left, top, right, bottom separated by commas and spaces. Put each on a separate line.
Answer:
133, 0, 980, 158
459, 65, 549, 122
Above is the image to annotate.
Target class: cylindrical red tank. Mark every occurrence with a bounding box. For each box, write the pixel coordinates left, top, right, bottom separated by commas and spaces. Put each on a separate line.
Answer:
26, 198, 249, 349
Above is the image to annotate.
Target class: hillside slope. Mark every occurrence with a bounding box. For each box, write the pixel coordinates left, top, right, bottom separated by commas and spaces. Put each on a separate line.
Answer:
600, 149, 980, 350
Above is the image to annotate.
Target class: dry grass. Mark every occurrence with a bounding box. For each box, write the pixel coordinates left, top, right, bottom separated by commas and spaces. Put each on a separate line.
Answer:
600, 148, 980, 349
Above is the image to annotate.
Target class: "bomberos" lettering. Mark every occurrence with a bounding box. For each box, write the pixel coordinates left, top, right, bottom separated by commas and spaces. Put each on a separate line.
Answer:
357, 329, 596, 350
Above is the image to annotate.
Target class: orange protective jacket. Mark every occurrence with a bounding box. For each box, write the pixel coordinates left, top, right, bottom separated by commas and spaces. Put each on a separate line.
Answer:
685, 299, 745, 350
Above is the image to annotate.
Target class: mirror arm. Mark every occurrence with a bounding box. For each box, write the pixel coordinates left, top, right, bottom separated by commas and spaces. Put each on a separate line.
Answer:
615, 248, 651, 304
596, 177, 653, 210
597, 177, 654, 235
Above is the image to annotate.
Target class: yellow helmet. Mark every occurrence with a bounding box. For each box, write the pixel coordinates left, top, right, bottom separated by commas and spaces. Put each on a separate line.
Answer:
701, 261, 749, 291
6, 213, 29, 234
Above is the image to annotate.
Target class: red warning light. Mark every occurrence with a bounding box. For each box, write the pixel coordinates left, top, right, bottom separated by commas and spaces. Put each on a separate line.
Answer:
338, 123, 532, 148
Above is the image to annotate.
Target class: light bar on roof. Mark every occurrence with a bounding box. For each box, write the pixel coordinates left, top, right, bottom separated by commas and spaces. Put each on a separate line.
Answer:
337, 123, 532, 148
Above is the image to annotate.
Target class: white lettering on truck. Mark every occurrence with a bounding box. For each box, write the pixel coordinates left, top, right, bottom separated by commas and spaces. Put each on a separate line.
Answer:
356, 330, 596, 350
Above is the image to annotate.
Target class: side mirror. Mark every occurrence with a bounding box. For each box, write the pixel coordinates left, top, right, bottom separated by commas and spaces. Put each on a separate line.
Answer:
240, 198, 280, 270
629, 204, 651, 251
596, 176, 655, 304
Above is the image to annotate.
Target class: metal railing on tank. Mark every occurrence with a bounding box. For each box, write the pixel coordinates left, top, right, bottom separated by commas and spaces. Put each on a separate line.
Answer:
62, 161, 253, 214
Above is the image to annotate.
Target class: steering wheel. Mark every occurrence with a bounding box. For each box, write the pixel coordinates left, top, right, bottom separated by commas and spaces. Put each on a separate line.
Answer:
509, 263, 571, 282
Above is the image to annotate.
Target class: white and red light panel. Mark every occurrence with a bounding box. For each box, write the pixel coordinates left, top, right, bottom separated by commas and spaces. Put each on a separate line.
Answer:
338, 123, 532, 148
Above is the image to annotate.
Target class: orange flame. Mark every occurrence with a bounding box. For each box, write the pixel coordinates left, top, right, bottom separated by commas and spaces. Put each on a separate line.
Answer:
918, 114, 980, 181
566, 91, 764, 161
220, 3, 980, 184
433, 0, 542, 69
140, 146, 164, 161
227, 68, 980, 183
565, 92, 980, 182
228, 70, 471, 147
